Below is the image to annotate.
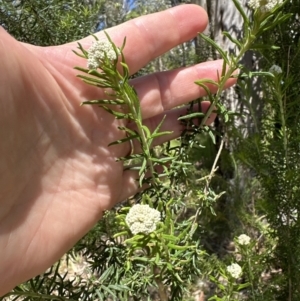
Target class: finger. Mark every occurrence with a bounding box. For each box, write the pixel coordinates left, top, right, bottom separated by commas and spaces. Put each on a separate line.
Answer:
76, 4, 208, 74
74, 58, 235, 113
131, 59, 236, 119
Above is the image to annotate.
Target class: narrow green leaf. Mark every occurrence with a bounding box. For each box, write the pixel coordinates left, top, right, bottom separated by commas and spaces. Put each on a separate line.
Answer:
101, 285, 117, 299
237, 282, 251, 290
152, 115, 166, 135
166, 262, 174, 271
162, 234, 179, 242
74, 66, 90, 73
146, 115, 169, 145
178, 112, 205, 120
120, 62, 130, 79
221, 59, 227, 78
139, 163, 148, 186
149, 157, 174, 163
207, 128, 216, 144
76, 42, 89, 57
154, 252, 160, 265
139, 158, 148, 177
81, 79, 110, 88
199, 33, 230, 64
194, 81, 214, 101
131, 256, 150, 263
113, 231, 128, 238
90, 34, 99, 41
108, 134, 139, 146
82, 99, 125, 106
109, 284, 129, 291
195, 78, 219, 87
72, 50, 86, 58
142, 125, 152, 139
167, 243, 193, 250
99, 265, 113, 282
251, 43, 280, 50
249, 71, 275, 77
77, 75, 108, 84
222, 31, 242, 49
119, 154, 144, 162
174, 272, 184, 283
150, 131, 173, 139
124, 234, 146, 244
101, 106, 133, 120
232, 0, 249, 26
88, 69, 107, 77
118, 126, 139, 136
95, 290, 104, 300
216, 282, 226, 290
260, 12, 292, 33
120, 36, 127, 52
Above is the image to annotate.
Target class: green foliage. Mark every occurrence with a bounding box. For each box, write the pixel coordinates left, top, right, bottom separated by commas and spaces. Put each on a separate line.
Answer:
100, 0, 172, 28
71, 33, 214, 300
0, 0, 103, 45
234, 1, 300, 300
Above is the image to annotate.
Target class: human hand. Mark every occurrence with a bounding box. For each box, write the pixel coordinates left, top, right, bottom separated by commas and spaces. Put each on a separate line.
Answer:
0, 4, 236, 295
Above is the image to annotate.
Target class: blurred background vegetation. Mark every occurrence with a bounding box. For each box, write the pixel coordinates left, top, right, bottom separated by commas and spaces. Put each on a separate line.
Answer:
1, 0, 300, 300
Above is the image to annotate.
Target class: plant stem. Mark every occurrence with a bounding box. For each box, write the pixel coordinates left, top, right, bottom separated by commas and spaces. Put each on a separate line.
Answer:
200, 36, 255, 128
120, 80, 160, 187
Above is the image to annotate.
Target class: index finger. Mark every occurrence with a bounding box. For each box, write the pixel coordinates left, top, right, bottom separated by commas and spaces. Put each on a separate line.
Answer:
79, 4, 208, 74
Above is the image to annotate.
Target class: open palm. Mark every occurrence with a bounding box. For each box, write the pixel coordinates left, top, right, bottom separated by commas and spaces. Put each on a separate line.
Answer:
0, 4, 236, 295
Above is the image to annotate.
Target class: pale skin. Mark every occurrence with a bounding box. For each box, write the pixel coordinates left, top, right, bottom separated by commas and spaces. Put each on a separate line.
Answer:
0, 4, 236, 296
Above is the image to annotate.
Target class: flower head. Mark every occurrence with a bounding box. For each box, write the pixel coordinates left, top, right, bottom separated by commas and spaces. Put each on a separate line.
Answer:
269, 64, 283, 74
227, 263, 242, 279
87, 40, 118, 69
237, 234, 251, 245
125, 204, 161, 235
248, 0, 284, 12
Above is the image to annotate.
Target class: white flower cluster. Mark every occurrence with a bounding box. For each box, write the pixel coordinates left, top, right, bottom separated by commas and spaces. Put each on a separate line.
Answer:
237, 234, 251, 245
227, 263, 242, 279
125, 204, 161, 235
269, 64, 283, 74
87, 40, 118, 70
248, 0, 284, 12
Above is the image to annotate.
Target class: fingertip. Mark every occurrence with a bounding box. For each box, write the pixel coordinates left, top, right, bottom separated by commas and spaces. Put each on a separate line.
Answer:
168, 4, 208, 34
